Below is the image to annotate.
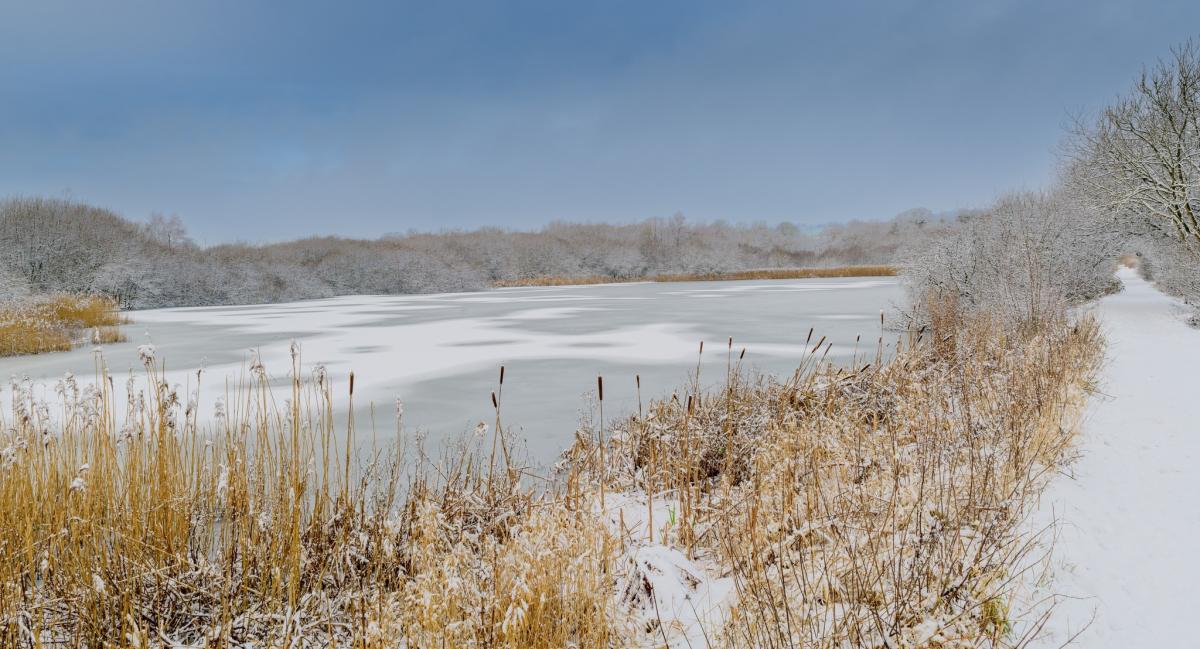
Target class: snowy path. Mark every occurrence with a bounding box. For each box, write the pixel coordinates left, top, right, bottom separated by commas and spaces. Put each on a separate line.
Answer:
1036, 267, 1200, 647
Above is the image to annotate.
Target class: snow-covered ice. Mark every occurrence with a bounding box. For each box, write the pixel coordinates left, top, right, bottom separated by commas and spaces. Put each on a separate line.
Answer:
0, 275, 899, 465
1033, 267, 1200, 647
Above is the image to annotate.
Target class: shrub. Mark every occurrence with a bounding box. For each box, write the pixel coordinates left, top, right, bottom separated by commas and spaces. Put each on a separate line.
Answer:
900, 190, 1121, 328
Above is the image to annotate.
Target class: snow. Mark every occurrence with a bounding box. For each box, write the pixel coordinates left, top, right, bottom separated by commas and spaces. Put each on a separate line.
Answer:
599, 492, 736, 647
615, 545, 734, 647
1032, 267, 1200, 647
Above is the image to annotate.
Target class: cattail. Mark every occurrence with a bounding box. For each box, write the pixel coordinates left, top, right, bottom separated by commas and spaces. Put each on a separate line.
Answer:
597, 376, 603, 402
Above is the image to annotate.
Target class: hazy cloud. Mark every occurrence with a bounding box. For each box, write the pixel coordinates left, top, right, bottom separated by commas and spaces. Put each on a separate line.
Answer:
2, 0, 1198, 241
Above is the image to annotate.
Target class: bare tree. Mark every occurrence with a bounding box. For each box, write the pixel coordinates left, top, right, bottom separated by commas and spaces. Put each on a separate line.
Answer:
143, 213, 194, 252
1070, 41, 1200, 254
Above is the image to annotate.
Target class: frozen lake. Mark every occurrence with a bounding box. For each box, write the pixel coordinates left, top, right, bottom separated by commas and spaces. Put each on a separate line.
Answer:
0, 276, 901, 466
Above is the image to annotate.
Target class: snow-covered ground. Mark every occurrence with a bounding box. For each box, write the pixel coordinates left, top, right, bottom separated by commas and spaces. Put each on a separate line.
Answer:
1034, 267, 1200, 647
599, 492, 735, 647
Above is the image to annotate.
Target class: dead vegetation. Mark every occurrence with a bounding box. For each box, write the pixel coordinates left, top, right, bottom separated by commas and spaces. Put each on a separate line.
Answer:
0, 294, 127, 357
493, 265, 897, 287
0, 305, 1100, 647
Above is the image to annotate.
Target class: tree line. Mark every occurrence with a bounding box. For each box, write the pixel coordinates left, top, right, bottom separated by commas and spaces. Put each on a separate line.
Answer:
7, 42, 1196, 317
900, 40, 1200, 326
1066, 40, 1200, 310
0, 199, 946, 309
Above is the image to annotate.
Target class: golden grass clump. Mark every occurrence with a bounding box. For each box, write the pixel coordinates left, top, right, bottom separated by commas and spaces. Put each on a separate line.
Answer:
0, 307, 1101, 647
0, 350, 620, 647
0, 294, 126, 356
0, 319, 73, 356
571, 311, 1102, 647
493, 265, 897, 287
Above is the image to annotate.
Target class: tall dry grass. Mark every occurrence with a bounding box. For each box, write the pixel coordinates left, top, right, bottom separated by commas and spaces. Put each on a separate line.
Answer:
0, 294, 127, 357
609, 320, 1097, 645
493, 265, 897, 287
0, 308, 1100, 647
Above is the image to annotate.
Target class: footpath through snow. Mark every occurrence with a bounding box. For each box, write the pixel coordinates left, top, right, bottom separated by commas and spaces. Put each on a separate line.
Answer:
1033, 267, 1200, 647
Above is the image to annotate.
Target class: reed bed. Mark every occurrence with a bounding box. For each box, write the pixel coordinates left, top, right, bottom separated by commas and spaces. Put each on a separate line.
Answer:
0, 307, 1100, 647
574, 312, 1102, 647
492, 265, 897, 287
0, 294, 127, 357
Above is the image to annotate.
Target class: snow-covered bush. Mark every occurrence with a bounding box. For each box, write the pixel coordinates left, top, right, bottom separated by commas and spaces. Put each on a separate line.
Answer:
901, 190, 1121, 327
1138, 235, 1200, 315
0, 265, 30, 305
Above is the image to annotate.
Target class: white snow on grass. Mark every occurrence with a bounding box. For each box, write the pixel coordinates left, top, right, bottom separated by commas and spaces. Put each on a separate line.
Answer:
615, 545, 733, 648
1032, 266, 1200, 647
598, 492, 736, 648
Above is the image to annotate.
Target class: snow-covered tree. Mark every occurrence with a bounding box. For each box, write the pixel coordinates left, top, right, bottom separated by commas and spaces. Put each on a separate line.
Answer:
901, 190, 1122, 327
0, 195, 927, 308
1068, 40, 1200, 308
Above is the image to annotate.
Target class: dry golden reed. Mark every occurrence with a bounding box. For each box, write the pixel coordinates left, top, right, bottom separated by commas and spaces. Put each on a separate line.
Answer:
0, 294, 126, 356
0, 306, 1100, 647
493, 265, 897, 287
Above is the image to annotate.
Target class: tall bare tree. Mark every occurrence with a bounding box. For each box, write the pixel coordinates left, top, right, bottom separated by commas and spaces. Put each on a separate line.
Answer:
1070, 41, 1200, 254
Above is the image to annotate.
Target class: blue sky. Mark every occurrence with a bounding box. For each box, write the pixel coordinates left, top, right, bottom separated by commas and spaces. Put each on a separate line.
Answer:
3, 1, 1199, 242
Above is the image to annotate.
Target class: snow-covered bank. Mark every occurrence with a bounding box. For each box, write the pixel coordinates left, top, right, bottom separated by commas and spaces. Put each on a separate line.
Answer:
1034, 267, 1200, 647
